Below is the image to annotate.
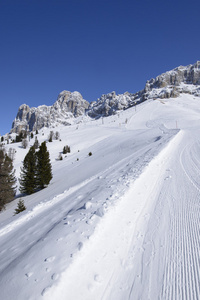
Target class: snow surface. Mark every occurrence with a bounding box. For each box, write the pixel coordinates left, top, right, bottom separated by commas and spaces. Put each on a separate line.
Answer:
1, 94, 200, 299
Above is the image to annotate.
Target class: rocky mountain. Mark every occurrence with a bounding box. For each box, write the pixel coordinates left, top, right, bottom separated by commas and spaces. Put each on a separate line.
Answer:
11, 91, 90, 133
88, 61, 200, 118
11, 61, 200, 133
143, 61, 200, 99
87, 91, 138, 118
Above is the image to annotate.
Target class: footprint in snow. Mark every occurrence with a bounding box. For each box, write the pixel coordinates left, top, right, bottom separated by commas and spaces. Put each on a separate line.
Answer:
56, 237, 63, 242
78, 242, 83, 251
25, 272, 33, 278
64, 221, 70, 225
51, 273, 59, 281
44, 256, 55, 263
164, 176, 172, 180
94, 274, 102, 283
41, 286, 51, 296
46, 268, 51, 272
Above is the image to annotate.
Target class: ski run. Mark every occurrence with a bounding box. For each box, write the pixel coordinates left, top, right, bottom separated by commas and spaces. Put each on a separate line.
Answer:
1, 93, 200, 299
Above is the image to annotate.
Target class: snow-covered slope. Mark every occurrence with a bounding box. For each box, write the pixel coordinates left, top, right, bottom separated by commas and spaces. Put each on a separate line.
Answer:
1, 93, 200, 299
10, 61, 200, 134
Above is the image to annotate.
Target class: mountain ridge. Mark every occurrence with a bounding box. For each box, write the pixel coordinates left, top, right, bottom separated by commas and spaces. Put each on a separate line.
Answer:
11, 61, 200, 133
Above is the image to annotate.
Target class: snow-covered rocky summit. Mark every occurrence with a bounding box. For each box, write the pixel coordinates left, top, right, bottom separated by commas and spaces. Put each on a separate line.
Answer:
87, 91, 138, 118
11, 91, 90, 133
143, 61, 200, 100
11, 61, 200, 133
89, 61, 200, 117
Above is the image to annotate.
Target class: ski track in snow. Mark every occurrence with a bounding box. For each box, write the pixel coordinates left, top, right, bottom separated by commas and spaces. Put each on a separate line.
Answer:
0, 130, 177, 299
44, 130, 183, 300
161, 134, 200, 300
0, 133, 168, 238
1, 96, 200, 299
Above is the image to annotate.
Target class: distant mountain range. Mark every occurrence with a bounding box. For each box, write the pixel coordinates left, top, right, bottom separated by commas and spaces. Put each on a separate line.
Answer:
11, 61, 200, 133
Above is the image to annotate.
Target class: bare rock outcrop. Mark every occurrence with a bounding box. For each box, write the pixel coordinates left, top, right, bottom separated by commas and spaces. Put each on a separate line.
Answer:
11, 91, 89, 133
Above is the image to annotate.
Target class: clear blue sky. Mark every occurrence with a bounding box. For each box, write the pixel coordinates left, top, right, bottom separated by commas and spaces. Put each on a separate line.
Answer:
0, 0, 199, 135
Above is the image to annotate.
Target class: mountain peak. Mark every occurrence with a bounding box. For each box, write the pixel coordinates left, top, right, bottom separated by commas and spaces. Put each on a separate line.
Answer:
11, 61, 200, 133
11, 91, 90, 133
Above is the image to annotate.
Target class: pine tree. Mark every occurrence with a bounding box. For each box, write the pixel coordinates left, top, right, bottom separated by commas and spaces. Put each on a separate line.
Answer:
33, 136, 39, 149
19, 146, 37, 195
36, 142, 52, 189
63, 145, 71, 154
58, 153, 63, 160
55, 131, 60, 140
63, 146, 67, 154
0, 146, 16, 211
15, 135, 21, 143
21, 138, 28, 149
14, 199, 26, 215
48, 131, 54, 142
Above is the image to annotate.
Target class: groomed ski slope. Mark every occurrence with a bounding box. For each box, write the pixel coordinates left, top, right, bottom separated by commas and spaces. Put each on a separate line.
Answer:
0, 94, 200, 299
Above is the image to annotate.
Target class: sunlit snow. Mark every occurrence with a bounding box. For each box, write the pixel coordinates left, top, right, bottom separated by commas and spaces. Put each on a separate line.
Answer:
1, 94, 200, 299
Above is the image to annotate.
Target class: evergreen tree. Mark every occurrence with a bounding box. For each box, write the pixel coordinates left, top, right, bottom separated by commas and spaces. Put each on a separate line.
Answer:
19, 146, 37, 195
0, 146, 16, 211
58, 153, 63, 160
8, 148, 16, 161
63, 146, 67, 154
36, 142, 52, 189
15, 135, 21, 143
33, 136, 39, 149
48, 131, 54, 142
55, 131, 60, 140
21, 138, 28, 149
63, 145, 71, 154
14, 199, 26, 215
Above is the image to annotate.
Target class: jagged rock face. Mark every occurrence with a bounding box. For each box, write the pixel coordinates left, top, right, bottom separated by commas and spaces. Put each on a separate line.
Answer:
88, 91, 138, 118
11, 104, 39, 133
144, 61, 200, 97
131, 61, 200, 103
87, 62, 200, 118
146, 61, 200, 89
11, 62, 200, 133
11, 91, 89, 133
52, 91, 89, 117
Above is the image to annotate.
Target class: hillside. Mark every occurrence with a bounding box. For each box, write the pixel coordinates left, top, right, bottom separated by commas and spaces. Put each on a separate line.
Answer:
1, 91, 200, 299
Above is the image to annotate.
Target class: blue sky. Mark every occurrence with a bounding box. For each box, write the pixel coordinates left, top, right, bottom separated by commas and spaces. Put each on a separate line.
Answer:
0, 0, 199, 135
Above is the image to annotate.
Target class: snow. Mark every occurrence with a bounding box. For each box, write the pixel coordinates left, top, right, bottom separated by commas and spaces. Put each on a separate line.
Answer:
1, 93, 200, 299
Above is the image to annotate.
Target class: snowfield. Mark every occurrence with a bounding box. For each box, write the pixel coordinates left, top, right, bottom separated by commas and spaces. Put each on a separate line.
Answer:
1, 94, 200, 299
